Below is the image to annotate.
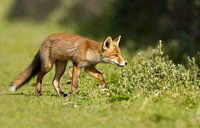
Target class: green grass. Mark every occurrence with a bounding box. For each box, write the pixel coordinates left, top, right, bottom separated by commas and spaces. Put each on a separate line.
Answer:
1, 1, 200, 128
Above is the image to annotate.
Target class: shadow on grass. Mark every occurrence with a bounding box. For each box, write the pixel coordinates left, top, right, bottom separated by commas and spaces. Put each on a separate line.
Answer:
0, 91, 58, 97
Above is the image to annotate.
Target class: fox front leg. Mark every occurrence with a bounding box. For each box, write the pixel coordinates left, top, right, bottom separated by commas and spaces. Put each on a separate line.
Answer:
84, 66, 107, 91
71, 64, 80, 95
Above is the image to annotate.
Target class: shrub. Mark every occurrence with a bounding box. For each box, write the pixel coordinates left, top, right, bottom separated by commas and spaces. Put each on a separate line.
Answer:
108, 41, 200, 105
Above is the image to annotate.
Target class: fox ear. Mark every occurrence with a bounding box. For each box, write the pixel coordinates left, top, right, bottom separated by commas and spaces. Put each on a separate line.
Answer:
102, 36, 112, 50
113, 35, 121, 46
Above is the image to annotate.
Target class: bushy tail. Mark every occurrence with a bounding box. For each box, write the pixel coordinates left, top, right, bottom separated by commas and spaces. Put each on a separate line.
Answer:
9, 52, 41, 92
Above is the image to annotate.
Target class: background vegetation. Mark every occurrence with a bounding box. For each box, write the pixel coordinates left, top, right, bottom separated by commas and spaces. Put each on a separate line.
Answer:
0, 0, 200, 128
6, 0, 200, 61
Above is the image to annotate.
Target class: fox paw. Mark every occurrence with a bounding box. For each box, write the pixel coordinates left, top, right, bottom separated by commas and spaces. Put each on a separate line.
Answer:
100, 88, 108, 92
59, 92, 68, 97
100, 88, 109, 96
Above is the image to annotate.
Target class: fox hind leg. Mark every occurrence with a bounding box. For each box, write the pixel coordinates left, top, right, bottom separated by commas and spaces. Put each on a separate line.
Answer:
35, 59, 53, 96
35, 72, 45, 96
53, 60, 67, 96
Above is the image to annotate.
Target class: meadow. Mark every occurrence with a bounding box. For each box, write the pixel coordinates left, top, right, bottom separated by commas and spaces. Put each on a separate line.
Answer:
1, 1, 200, 128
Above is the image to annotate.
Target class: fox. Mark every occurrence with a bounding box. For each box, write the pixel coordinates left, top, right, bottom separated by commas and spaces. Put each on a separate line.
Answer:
9, 33, 127, 96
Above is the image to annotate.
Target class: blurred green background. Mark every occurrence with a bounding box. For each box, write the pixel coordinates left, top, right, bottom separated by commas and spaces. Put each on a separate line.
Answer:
1, 0, 200, 61
1, 1, 200, 128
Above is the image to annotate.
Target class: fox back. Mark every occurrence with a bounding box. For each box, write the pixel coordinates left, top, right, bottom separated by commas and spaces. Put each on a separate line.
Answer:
42, 33, 127, 67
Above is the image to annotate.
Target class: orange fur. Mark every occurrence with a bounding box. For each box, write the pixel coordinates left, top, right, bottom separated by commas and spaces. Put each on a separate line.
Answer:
10, 33, 127, 96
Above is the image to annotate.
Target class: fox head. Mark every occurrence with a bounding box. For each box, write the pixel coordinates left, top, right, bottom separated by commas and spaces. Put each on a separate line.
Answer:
101, 35, 127, 67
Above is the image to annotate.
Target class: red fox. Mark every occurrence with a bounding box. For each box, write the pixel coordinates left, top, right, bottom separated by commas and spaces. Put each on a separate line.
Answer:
9, 33, 127, 96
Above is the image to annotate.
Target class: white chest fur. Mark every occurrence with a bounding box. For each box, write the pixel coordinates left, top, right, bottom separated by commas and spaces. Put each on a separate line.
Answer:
78, 49, 102, 67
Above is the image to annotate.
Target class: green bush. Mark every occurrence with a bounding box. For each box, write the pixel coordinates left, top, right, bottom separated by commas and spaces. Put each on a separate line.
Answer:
108, 41, 200, 106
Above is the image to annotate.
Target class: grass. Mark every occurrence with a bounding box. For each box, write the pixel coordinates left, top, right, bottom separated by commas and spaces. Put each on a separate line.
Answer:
1, 33, 200, 128
1, 1, 200, 128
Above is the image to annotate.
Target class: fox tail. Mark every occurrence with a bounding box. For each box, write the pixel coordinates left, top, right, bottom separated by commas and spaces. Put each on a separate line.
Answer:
9, 53, 41, 92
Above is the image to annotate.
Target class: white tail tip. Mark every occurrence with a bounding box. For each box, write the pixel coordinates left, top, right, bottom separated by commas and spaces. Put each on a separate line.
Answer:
9, 85, 17, 92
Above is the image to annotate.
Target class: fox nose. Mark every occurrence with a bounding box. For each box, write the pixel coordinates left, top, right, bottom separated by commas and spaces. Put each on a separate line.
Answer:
125, 62, 128, 65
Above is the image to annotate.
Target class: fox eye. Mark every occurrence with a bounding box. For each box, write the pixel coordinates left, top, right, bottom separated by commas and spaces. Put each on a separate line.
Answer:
113, 54, 118, 57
